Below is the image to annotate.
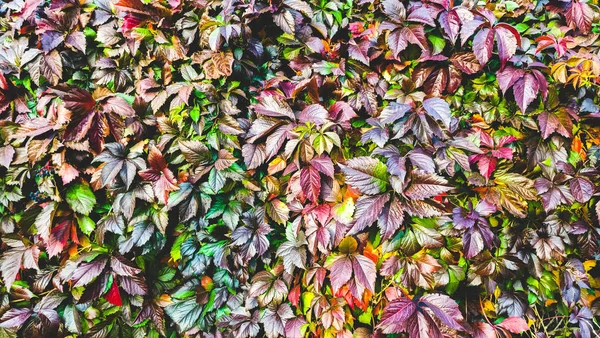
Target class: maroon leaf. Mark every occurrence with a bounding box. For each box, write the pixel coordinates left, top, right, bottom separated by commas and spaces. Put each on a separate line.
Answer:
497, 316, 529, 333
538, 110, 572, 139
300, 166, 321, 203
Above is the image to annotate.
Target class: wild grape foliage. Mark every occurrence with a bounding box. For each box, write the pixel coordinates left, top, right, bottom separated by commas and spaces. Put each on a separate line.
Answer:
0, 0, 599, 337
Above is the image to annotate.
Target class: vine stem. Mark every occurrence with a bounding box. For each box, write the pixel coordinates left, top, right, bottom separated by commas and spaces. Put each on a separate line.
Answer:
533, 306, 549, 338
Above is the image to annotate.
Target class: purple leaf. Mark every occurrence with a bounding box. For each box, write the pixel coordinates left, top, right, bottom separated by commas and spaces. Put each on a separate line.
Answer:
570, 177, 594, 203
0, 308, 32, 328
327, 255, 353, 292
513, 73, 539, 112
422, 97, 451, 128
298, 104, 328, 125
378, 197, 404, 240
404, 170, 452, 200
351, 254, 376, 296
377, 297, 417, 334
284, 317, 307, 338
420, 293, 465, 330
349, 194, 390, 235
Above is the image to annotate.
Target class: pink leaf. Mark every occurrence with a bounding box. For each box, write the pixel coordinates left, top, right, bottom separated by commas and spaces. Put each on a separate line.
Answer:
497, 316, 529, 333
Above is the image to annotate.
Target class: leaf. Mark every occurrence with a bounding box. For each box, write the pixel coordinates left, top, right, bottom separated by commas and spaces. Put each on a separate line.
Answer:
165, 298, 202, 332
105, 280, 122, 306
326, 255, 352, 292
351, 254, 376, 296
276, 225, 307, 274
253, 95, 295, 120
405, 170, 452, 200
570, 177, 594, 203
566, 1, 594, 35
298, 104, 329, 125
178, 140, 211, 166
340, 157, 388, 195
495, 25, 519, 68
497, 317, 529, 333
473, 27, 494, 66
71, 258, 107, 287
284, 317, 307, 338
377, 294, 464, 336
139, 147, 179, 205
0, 309, 32, 328
377, 297, 418, 334
215, 149, 236, 170
0, 146, 15, 168
300, 166, 321, 203
66, 182, 96, 216
512, 73, 539, 113
378, 196, 404, 240
349, 194, 390, 235
449, 52, 482, 74
538, 110, 572, 139
422, 98, 451, 128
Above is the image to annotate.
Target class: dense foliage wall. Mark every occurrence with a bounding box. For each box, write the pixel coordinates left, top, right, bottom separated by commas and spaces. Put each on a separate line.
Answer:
0, 0, 600, 337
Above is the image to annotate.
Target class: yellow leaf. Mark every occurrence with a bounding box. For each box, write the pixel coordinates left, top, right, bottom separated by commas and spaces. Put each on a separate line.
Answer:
483, 299, 497, 319
267, 157, 286, 175
584, 260, 596, 271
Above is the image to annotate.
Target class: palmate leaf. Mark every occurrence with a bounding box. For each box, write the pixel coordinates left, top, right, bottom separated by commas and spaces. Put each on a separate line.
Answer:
92, 143, 146, 189
377, 293, 464, 336
54, 87, 135, 153
139, 147, 179, 205
325, 237, 376, 299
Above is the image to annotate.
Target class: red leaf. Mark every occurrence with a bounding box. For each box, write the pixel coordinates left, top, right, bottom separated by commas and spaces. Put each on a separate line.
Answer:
497, 316, 529, 333
300, 166, 321, 203
566, 1, 594, 35
105, 280, 123, 306
46, 221, 72, 258
288, 284, 301, 308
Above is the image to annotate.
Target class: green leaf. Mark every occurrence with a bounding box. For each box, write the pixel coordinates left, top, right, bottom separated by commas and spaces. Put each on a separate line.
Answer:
66, 182, 96, 216
76, 214, 96, 235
